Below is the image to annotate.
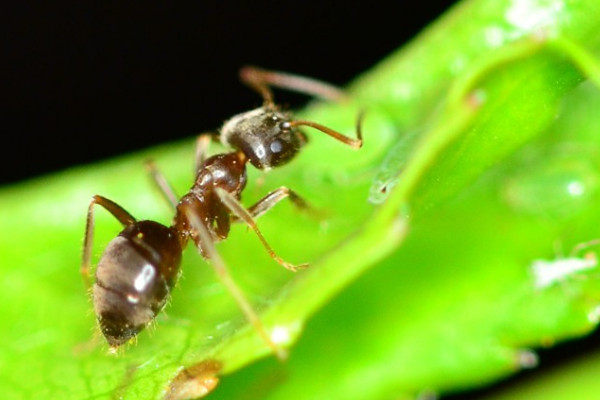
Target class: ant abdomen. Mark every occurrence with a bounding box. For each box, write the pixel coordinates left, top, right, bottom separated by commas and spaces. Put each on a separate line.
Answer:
93, 220, 182, 347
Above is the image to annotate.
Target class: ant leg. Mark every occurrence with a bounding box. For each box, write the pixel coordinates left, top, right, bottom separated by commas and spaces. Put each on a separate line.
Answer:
286, 108, 365, 149
145, 160, 179, 210
242, 186, 309, 220
146, 131, 216, 211
181, 204, 288, 361
194, 133, 214, 174
240, 66, 348, 106
570, 239, 600, 257
81, 195, 136, 288
215, 187, 308, 272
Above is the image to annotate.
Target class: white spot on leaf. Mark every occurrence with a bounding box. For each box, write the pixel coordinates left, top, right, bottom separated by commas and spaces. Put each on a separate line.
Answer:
531, 254, 597, 289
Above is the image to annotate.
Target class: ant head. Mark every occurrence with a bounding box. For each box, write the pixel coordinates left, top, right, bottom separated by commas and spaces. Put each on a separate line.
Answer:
221, 107, 307, 170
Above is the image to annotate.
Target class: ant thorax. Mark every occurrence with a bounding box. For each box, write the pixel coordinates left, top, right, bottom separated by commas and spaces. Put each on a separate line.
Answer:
220, 107, 307, 170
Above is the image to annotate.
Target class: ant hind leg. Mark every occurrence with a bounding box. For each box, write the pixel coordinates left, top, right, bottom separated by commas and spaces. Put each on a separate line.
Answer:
181, 203, 289, 361
81, 195, 136, 289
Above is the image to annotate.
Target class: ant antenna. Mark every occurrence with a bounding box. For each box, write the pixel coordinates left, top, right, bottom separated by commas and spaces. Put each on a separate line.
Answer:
285, 109, 364, 149
240, 66, 349, 107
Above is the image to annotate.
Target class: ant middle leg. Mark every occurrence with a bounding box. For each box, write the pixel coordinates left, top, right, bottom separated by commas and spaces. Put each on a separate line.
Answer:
215, 187, 308, 272
244, 186, 309, 220
81, 195, 136, 288
181, 204, 289, 361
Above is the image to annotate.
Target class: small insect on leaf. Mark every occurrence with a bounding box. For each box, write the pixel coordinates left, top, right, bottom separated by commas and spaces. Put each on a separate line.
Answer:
80, 67, 364, 360
164, 360, 222, 400
531, 240, 600, 289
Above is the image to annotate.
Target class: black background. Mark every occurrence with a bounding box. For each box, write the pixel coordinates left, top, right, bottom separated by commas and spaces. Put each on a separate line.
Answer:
4, 1, 457, 184
4, 1, 598, 398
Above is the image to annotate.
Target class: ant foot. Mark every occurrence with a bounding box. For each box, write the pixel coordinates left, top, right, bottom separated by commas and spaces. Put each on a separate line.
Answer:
283, 262, 309, 272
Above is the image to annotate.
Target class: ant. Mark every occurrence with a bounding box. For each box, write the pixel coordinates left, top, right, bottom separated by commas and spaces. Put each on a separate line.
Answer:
81, 66, 363, 359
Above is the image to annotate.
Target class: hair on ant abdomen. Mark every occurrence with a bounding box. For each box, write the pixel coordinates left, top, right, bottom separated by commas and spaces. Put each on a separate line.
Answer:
81, 66, 363, 359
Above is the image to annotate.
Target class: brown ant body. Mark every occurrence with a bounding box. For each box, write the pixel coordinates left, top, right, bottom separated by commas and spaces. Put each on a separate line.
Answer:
81, 66, 363, 358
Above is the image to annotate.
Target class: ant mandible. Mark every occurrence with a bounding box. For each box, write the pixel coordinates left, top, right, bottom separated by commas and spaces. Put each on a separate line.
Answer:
81, 66, 363, 359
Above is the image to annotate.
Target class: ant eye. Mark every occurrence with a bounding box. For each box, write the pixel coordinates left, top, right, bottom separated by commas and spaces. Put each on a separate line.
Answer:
270, 139, 283, 153
279, 121, 291, 130
271, 115, 280, 122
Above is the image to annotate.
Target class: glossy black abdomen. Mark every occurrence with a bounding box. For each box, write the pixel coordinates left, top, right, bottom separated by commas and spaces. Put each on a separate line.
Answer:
93, 221, 182, 347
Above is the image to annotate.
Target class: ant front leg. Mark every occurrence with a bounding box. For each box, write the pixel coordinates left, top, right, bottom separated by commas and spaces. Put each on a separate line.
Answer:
195, 132, 218, 174
146, 132, 217, 212
146, 160, 179, 211
180, 204, 289, 361
146, 132, 214, 211
81, 195, 136, 289
215, 187, 308, 272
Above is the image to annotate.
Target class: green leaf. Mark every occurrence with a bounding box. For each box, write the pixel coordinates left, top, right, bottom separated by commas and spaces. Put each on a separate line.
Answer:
2, 0, 600, 399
